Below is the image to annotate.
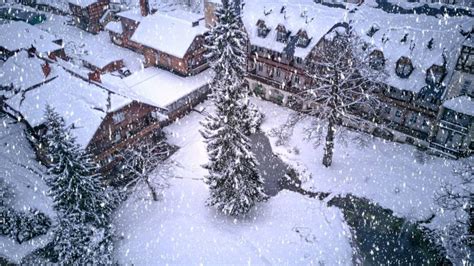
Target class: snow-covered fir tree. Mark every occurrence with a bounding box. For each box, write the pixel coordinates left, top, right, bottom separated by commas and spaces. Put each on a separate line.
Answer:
42, 106, 115, 263
201, 0, 266, 216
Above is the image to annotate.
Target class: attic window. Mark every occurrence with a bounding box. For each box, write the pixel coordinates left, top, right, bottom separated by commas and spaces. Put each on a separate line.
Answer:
369, 50, 385, 70
395, 56, 414, 78
256, 20, 270, 38
276, 24, 289, 43
426, 64, 446, 86
296, 30, 310, 48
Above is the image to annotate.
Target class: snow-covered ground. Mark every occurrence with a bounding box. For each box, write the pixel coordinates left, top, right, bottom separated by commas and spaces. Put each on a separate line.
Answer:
251, 98, 463, 229
113, 103, 353, 265
0, 117, 54, 263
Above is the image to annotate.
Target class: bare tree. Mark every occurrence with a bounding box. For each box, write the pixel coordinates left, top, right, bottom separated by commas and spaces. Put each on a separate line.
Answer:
435, 159, 473, 263
119, 141, 173, 201
298, 27, 384, 167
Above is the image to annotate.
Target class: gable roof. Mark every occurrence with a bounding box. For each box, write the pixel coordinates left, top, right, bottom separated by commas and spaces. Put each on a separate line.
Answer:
102, 67, 213, 110
0, 21, 62, 55
130, 11, 207, 58
3, 57, 131, 148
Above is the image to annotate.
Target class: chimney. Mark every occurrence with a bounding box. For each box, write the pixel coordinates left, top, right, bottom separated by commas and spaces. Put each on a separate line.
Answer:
139, 0, 149, 17
41, 62, 51, 78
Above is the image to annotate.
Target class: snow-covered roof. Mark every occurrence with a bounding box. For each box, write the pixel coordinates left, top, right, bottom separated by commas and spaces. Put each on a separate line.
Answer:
0, 51, 56, 90
117, 9, 143, 22
443, 96, 474, 116
7, 66, 131, 148
68, 0, 99, 8
130, 11, 207, 58
82, 52, 123, 69
242, 0, 349, 59
102, 67, 213, 110
0, 21, 63, 55
352, 8, 471, 93
105, 20, 123, 34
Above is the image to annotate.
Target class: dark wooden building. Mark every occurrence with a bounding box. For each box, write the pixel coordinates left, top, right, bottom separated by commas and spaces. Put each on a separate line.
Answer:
68, 0, 109, 34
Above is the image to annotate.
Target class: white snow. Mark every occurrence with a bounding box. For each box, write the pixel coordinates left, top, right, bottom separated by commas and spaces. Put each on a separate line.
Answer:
443, 95, 474, 116
352, 8, 471, 93
252, 98, 463, 228
242, 0, 349, 59
104, 21, 123, 34
0, 117, 54, 264
114, 103, 353, 265
0, 51, 56, 90
0, 21, 63, 56
68, 0, 98, 8
36, 14, 145, 74
6, 65, 131, 148
130, 11, 207, 58
102, 67, 213, 110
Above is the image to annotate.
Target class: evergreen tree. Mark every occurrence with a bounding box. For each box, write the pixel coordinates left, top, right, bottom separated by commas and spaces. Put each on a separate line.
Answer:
42, 106, 115, 263
201, 0, 266, 216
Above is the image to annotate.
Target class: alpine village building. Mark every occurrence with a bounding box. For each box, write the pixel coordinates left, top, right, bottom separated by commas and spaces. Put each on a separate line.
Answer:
4, 0, 470, 180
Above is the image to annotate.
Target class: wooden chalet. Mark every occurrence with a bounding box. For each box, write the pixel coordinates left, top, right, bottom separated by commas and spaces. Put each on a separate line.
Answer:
105, 0, 208, 76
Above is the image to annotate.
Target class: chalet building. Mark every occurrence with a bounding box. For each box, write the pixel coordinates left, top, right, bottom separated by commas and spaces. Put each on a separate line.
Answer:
0, 21, 65, 61
431, 39, 474, 157
105, 0, 209, 76
351, 8, 472, 149
241, 2, 348, 109
68, 0, 110, 34
1, 52, 167, 176
237, 2, 472, 156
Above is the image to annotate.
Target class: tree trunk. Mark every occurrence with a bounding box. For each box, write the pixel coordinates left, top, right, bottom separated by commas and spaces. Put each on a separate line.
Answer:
144, 177, 159, 201
322, 119, 335, 167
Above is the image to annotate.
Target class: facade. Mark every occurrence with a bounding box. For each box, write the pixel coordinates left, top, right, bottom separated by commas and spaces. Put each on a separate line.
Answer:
241, 2, 348, 109
240, 1, 472, 157
68, 0, 109, 34
431, 39, 474, 157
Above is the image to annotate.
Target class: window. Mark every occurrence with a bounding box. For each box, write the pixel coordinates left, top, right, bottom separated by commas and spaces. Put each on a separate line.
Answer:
460, 79, 473, 97
369, 50, 385, 70
395, 110, 402, 118
257, 63, 263, 72
409, 113, 417, 124
294, 75, 300, 84
426, 65, 446, 86
113, 130, 121, 143
112, 112, 125, 124
455, 45, 474, 74
295, 57, 304, 65
276, 68, 281, 77
256, 20, 270, 38
276, 25, 288, 43
395, 56, 414, 78
384, 106, 391, 114
296, 30, 310, 48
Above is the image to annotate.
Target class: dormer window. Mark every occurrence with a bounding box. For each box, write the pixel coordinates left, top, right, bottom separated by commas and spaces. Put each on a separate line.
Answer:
276, 24, 289, 43
395, 56, 414, 79
296, 30, 310, 48
369, 50, 385, 70
256, 20, 270, 38
426, 64, 446, 86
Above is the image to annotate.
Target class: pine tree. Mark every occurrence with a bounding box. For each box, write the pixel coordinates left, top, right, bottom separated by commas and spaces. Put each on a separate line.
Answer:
201, 0, 266, 216
42, 106, 115, 263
